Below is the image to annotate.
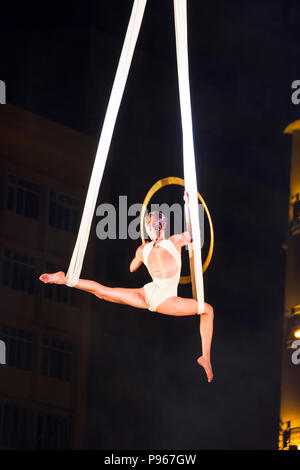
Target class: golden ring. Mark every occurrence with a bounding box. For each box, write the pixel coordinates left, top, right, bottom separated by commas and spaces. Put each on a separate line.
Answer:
140, 176, 214, 284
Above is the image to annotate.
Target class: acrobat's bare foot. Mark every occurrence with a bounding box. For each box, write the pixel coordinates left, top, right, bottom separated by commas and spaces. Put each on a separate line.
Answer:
39, 271, 66, 285
197, 356, 213, 383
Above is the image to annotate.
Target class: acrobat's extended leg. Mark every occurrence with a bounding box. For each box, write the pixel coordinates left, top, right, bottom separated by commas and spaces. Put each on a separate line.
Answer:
39, 272, 214, 381
39, 271, 148, 309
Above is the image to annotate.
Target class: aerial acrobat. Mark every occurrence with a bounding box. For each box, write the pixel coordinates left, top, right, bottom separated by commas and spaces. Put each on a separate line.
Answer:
39, 191, 214, 382
39, 2, 214, 380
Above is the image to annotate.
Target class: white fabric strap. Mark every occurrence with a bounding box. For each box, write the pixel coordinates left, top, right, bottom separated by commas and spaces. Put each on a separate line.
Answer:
66, 0, 147, 287
173, 0, 205, 314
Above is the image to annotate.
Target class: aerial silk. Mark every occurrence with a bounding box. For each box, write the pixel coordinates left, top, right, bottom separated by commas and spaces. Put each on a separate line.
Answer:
66, 0, 148, 287
173, 0, 204, 313
66, 0, 205, 313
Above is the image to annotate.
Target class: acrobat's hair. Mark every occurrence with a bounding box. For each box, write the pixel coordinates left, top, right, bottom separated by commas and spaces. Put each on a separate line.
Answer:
146, 211, 167, 237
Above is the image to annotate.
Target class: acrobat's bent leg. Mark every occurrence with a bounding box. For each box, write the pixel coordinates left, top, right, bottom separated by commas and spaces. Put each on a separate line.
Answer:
199, 303, 214, 360
156, 296, 214, 382
156, 296, 212, 317
156, 296, 214, 363
197, 303, 214, 382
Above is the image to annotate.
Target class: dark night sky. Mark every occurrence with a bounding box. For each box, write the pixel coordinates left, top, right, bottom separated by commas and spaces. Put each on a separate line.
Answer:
1, 0, 300, 450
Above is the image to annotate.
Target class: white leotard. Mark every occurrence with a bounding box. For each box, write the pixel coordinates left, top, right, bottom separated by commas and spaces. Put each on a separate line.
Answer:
142, 239, 182, 312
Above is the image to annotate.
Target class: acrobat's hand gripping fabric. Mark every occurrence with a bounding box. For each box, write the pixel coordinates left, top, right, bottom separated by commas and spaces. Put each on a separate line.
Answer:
173, 0, 204, 314
66, 0, 147, 287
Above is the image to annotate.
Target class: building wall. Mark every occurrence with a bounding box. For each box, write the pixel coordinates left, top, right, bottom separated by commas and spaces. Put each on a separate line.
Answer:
279, 129, 300, 450
0, 104, 96, 449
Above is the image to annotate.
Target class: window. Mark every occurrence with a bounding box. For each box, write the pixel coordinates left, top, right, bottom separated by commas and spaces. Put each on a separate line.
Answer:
6, 174, 40, 220
290, 193, 300, 236
49, 190, 79, 233
2, 248, 36, 294
0, 403, 29, 449
0, 324, 33, 370
36, 412, 71, 450
43, 262, 77, 307
292, 194, 300, 224
41, 336, 73, 381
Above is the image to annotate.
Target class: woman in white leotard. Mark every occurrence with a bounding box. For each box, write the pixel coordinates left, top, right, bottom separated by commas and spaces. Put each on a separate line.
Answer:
39, 192, 214, 382
142, 237, 182, 312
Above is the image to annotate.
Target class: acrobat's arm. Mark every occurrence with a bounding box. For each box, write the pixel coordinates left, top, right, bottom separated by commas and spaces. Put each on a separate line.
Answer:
171, 231, 193, 248
183, 190, 193, 244
129, 245, 144, 272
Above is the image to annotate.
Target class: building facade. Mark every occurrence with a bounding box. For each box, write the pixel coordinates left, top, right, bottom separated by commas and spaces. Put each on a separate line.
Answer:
0, 104, 95, 449
279, 120, 300, 450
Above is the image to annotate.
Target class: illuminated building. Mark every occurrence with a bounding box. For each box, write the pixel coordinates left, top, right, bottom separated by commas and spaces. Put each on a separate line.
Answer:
279, 120, 300, 450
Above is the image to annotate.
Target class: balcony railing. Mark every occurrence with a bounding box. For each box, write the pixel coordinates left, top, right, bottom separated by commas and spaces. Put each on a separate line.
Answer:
291, 194, 300, 236
279, 420, 300, 450
285, 305, 300, 349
